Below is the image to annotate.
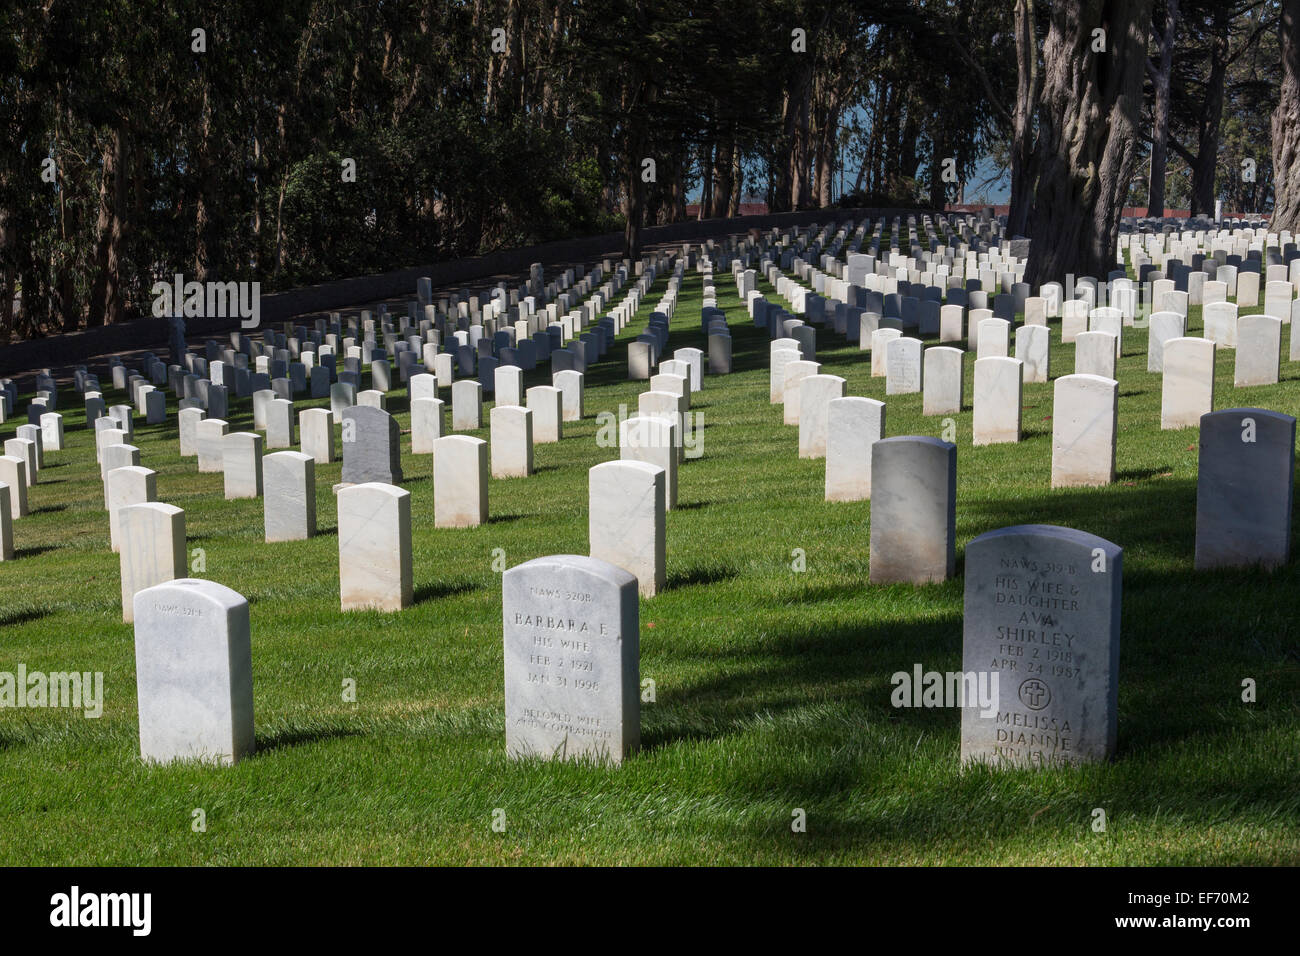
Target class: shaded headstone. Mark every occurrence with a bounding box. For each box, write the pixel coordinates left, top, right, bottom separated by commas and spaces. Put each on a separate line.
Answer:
960, 524, 1122, 768
868, 437, 956, 584
341, 405, 402, 484
1194, 408, 1296, 570
0, 484, 11, 559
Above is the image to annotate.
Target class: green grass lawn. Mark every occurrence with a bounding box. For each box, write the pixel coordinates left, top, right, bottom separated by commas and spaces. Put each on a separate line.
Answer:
1, 255, 1298, 865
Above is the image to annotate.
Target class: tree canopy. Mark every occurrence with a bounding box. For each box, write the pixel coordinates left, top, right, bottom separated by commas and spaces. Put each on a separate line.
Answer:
1, 0, 1294, 342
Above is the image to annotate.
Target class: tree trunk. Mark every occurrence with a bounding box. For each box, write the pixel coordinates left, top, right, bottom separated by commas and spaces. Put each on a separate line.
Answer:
88, 129, 125, 328
1007, 0, 1041, 236
815, 102, 840, 208
0, 203, 13, 341
772, 91, 795, 213
1147, 0, 1179, 218
896, 103, 921, 198
195, 82, 212, 282
712, 138, 733, 219
1026, 0, 1152, 287
624, 157, 643, 260
53, 87, 79, 330
252, 131, 262, 273
877, 83, 897, 197
790, 70, 813, 209
928, 129, 948, 210
1273, 0, 1300, 232
274, 102, 289, 275
107, 127, 127, 324
699, 141, 713, 220
728, 140, 743, 216
1190, 15, 1229, 217
675, 163, 688, 223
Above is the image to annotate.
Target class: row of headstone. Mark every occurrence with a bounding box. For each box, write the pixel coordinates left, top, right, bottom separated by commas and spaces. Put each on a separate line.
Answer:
499, 523, 1126, 769
93, 232, 1296, 772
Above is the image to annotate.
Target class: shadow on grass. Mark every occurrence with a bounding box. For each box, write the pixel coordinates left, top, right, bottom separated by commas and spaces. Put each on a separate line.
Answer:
255, 724, 365, 754
0, 727, 33, 752
671, 500, 707, 511
960, 476, 1202, 557
414, 579, 479, 603
13, 545, 61, 558
643, 616, 961, 752
647, 469, 1299, 762
666, 562, 738, 590
0, 606, 51, 627
1116, 465, 1174, 482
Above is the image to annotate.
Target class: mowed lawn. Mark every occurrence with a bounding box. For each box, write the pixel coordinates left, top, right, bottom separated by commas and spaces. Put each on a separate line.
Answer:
1, 253, 1298, 866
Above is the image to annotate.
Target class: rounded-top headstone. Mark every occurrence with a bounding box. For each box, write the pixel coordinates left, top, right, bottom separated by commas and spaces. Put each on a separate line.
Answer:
869, 436, 957, 584
960, 525, 1122, 768
502, 554, 639, 764
341, 404, 402, 484
133, 578, 254, 766
1195, 408, 1296, 570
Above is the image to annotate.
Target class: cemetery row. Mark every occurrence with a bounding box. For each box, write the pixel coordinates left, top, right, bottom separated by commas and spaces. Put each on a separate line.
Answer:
0, 212, 1295, 776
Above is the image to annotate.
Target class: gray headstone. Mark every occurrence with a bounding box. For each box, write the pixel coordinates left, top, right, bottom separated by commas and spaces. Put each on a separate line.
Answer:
869, 436, 956, 584
960, 524, 1122, 768
1195, 408, 1296, 570
340, 404, 402, 484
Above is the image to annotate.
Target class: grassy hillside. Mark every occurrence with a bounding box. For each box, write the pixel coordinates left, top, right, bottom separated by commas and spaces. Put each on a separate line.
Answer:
0, 258, 1297, 865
